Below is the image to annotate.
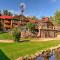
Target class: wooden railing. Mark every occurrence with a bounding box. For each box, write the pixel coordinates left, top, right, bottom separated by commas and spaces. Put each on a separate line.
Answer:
4, 25, 11, 28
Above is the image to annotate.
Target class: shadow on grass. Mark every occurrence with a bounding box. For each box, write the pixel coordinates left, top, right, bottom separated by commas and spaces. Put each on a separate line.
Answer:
19, 40, 30, 42
15, 40, 30, 43
0, 49, 10, 60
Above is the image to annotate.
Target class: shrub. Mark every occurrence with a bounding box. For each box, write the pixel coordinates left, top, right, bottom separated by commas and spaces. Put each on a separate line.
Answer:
12, 27, 21, 42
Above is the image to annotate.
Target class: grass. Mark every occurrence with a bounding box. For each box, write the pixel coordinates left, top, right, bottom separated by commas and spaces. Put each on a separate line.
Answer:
0, 32, 32, 41
0, 32, 60, 60
0, 32, 13, 40
0, 40, 60, 60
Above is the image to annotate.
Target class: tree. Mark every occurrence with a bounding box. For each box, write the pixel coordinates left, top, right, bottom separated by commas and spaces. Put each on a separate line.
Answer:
49, 16, 55, 23
54, 10, 60, 25
0, 10, 2, 16
3, 10, 13, 16
8, 11, 13, 16
27, 16, 38, 20
12, 27, 21, 42
3, 10, 8, 15
26, 22, 36, 33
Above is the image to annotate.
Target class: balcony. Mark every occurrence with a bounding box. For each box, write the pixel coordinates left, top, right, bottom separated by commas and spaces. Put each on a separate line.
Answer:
4, 25, 11, 29
5, 21, 11, 24
13, 22, 18, 25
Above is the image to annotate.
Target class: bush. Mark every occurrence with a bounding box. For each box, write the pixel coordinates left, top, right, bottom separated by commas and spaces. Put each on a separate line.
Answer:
12, 27, 21, 42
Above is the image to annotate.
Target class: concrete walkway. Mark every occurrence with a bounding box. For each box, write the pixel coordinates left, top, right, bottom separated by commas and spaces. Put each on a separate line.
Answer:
31, 38, 60, 42
0, 40, 14, 43
0, 37, 60, 43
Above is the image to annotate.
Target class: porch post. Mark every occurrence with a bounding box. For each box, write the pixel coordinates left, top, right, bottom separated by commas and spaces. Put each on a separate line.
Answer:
37, 29, 41, 38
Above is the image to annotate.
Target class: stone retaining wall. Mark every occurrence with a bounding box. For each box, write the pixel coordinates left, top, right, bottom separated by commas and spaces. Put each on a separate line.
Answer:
16, 46, 60, 60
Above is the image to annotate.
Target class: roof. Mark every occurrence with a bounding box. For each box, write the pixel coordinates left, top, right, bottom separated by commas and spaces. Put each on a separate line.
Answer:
28, 19, 38, 23
0, 16, 14, 19
42, 17, 49, 22
13, 15, 27, 19
13, 15, 38, 23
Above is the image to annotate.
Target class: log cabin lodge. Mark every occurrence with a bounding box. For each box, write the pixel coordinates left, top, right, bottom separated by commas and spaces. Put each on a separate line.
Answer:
0, 15, 60, 38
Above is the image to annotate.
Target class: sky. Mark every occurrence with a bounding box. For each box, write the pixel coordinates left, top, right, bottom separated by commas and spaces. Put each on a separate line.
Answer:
0, 0, 60, 18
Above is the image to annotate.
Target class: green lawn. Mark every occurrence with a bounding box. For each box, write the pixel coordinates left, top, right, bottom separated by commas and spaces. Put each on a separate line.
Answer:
0, 32, 13, 40
0, 40, 60, 60
0, 32, 60, 60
